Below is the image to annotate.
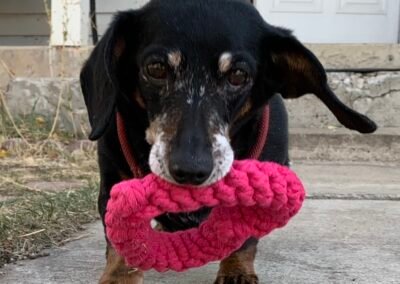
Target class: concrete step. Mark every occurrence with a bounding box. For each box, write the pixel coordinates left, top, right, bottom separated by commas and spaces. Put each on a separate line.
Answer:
289, 127, 400, 163
291, 161, 400, 200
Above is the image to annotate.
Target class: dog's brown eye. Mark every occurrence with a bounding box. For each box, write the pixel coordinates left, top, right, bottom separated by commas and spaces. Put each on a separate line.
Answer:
146, 62, 167, 80
228, 68, 248, 86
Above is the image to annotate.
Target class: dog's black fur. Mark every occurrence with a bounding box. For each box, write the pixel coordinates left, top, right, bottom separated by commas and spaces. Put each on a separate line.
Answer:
80, 0, 376, 282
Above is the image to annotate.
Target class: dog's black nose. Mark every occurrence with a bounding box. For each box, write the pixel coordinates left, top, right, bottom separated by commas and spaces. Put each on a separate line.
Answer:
169, 156, 213, 185
168, 107, 214, 185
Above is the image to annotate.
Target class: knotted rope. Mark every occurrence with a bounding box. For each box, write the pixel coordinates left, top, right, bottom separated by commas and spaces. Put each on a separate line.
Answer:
106, 160, 305, 272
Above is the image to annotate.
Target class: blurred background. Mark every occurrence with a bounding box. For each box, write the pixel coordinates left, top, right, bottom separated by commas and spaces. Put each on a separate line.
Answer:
0, 1, 399, 283
1, 0, 398, 45
1, 0, 399, 137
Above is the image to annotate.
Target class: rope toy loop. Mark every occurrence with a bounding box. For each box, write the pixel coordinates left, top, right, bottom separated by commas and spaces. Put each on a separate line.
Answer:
106, 160, 305, 272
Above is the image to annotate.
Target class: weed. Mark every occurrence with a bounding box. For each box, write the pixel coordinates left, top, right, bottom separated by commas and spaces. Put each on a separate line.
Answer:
0, 184, 99, 267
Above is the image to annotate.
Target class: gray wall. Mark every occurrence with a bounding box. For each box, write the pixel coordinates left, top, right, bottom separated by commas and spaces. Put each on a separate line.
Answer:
0, 0, 50, 45
0, 0, 149, 46
94, 0, 148, 38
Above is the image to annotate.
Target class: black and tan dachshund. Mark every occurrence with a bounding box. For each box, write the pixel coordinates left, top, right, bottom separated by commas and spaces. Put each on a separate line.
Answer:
80, 0, 377, 283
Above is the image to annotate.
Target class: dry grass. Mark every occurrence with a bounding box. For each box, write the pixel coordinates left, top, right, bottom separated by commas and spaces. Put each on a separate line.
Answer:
0, 37, 103, 267
0, 101, 100, 268
0, 185, 98, 267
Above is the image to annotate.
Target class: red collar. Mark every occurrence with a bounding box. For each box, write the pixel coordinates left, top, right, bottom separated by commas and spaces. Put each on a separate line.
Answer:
116, 112, 144, 178
117, 106, 270, 178
247, 106, 270, 160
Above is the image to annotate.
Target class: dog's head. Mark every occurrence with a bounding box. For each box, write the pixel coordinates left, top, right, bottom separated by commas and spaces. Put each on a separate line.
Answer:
80, 0, 376, 186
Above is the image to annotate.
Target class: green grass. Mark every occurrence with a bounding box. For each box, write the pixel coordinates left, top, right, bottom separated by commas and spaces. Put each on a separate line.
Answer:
0, 184, 99, 268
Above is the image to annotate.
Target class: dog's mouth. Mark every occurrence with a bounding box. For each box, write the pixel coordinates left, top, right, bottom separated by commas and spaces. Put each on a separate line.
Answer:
147, 122, 234, 231
148, 130, 234, 187
155, 207, 212, 232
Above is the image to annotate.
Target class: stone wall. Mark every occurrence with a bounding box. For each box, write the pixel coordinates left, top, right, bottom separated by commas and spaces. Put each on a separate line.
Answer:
0, 46, 398, 136
2, 71, 399, 137
2, 72, 399, 137
286, 72, 400, 129
4, 78, 88, 137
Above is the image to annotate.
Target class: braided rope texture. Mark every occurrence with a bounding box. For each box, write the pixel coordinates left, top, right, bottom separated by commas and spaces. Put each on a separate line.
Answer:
106, 160, 305, 272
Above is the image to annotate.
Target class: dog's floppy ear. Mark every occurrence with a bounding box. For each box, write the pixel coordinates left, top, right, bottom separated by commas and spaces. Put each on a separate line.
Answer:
263, 27, 377, 133
80, 11, 137, 140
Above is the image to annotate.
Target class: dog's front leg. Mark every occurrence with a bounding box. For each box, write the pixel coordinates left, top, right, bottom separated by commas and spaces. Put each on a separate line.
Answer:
99, 244, 144, 284
214, 238, 259, 284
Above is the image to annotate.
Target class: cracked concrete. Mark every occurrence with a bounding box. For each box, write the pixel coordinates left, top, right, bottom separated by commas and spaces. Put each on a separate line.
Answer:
0, 161, 399, 284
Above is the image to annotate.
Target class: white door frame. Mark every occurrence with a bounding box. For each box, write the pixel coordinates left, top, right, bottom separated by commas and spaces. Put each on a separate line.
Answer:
253, 0, 400, 44
50, 0, 90, 46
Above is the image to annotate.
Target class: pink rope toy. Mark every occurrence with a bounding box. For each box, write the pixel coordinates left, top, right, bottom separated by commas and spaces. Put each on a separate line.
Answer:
105, 160, 305, 272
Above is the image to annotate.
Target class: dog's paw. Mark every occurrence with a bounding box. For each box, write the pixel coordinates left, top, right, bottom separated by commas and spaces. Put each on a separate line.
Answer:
214, 274, 259, 284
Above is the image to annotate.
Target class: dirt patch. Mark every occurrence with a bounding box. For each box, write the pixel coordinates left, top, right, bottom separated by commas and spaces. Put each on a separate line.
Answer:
25, 181, 87, 192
